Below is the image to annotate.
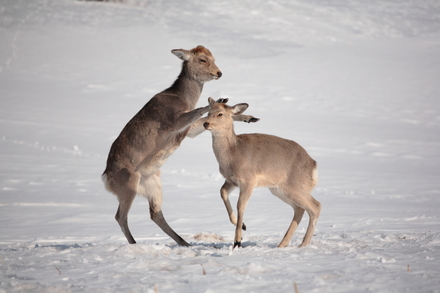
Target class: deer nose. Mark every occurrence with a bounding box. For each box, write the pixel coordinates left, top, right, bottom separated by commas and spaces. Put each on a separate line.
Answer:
203, 122, 209, 128
217, 71, 222, 78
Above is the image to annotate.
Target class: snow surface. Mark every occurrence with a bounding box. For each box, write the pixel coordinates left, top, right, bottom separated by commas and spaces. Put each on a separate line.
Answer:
1, 0, 440, 292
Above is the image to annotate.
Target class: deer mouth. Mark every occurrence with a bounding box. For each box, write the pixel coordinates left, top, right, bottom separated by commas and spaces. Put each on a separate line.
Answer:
212, 71, 222, 80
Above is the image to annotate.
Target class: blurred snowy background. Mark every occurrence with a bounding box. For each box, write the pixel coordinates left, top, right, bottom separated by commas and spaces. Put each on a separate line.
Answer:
1, 0, 439, 292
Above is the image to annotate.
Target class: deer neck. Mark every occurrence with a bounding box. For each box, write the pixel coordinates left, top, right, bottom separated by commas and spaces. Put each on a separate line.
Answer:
169, 64, 204, 109
211, 124, 237, 166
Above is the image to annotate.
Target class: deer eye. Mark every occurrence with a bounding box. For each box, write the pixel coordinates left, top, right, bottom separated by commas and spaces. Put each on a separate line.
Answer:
218, 113, 223, 117
200, 59, 207, 64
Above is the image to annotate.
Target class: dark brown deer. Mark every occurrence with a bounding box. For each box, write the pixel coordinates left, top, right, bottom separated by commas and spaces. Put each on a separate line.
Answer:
102, 46, 258, 246
203, 98, 321, 248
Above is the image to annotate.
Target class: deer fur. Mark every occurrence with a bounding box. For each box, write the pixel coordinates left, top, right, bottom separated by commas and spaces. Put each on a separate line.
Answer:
204, 97, 321, 248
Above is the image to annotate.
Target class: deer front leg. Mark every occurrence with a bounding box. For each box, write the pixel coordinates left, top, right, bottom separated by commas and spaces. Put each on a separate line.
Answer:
176, 98, 232, 133
186, 117, 208, 138
234, 183, 255, 248
220, 181, 246, 231
174, 106, 210, 132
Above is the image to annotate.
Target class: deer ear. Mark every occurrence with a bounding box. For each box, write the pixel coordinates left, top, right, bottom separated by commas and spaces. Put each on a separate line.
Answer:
171, 49, 191, 61
208, 97, 216, 107
232, 103, 249, 115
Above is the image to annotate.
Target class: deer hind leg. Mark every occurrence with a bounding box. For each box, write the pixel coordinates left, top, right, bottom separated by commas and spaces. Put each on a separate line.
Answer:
269, 187, 306, 248
220, 181, 246, 231
113, 169, 141, 244
139, 171, 190, 247
299, 196, 321, 247
278, 205, 305, 248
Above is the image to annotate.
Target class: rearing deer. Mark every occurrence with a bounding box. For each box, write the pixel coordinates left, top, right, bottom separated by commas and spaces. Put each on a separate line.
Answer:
204, 98, 321, 248
102, 46, 258, 246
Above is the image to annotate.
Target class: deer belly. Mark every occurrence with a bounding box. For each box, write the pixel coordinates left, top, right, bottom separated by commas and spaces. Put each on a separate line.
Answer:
255, 173, 284, 188
139, 147, 177, 176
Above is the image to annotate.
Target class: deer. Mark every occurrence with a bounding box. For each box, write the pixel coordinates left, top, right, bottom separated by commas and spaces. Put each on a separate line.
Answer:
203, 97, 321, 248
102, 46, 259, 246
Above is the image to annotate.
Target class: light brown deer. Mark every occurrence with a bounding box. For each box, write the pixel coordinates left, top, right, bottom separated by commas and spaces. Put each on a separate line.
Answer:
102, 46, 258, 246
204, 98, 321, 248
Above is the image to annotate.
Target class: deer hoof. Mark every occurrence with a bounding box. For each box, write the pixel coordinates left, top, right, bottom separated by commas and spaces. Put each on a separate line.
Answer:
242, 223, 247, 231
233, 241, 241, 249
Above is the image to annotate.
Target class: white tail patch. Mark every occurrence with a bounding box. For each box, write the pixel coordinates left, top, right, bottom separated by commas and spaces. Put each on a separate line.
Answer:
101, 173, 110, 192
312, 167, 319, 187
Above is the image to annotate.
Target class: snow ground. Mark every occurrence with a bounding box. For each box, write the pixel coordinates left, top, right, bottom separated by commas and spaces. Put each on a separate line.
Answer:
1, 0, 440, 292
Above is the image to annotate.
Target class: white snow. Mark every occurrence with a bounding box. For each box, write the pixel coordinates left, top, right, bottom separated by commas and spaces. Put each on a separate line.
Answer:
1, 0, 440, 292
